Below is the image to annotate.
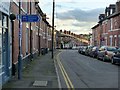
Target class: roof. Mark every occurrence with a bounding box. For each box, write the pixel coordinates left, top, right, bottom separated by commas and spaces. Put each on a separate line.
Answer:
91, 24, 99, 29
107, 11, 120, 19
36, 4, 51, 27
98, 11, 120, 23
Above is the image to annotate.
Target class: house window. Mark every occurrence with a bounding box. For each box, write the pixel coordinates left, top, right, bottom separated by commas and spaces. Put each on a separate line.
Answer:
110, 35, 113, 46
105, 37, 107, 46
114, 35, 117, 47
110, 18, 113, 31
33, 30, 36, 50
26, 28, 29, 55
114, 19, 117, 29
24, 0, 28, 13
107, 12, 109, 16
110, 9, 113, 14
0, 13, 8, 66
3, 15, 7, 27
31, 2, 35, 14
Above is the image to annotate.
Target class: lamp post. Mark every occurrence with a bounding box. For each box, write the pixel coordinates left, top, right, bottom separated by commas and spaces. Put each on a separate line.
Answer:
52, 0, 55, 59
10, 14, 16, 76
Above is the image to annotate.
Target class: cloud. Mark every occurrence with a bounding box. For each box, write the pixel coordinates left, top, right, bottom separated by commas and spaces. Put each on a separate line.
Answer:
38, 0, 117, 34
54, 0, 117, 3
72, 22, 88, 27
56, 8, 104, 22
56, 4, 62, 8
55, 18, 97, 34
55, 0, 75, 2
55, 8, 103, 34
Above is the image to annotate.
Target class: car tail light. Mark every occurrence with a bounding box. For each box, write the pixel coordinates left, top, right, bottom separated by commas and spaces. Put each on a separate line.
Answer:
105, 51, 107, 55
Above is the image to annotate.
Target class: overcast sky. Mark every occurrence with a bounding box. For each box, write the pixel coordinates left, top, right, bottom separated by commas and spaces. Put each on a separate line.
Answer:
39, 0, 117, 34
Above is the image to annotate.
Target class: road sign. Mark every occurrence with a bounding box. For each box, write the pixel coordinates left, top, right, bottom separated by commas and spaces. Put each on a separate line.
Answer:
21, 15, 40, 22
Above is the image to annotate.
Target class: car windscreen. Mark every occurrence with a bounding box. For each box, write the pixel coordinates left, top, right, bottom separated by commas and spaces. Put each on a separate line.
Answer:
107, 47, 117, 52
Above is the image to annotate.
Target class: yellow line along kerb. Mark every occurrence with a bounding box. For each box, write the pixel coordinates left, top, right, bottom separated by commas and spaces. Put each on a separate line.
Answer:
57, 60, 71, 89
59, 60, 74, 89
56, 53, 75, 90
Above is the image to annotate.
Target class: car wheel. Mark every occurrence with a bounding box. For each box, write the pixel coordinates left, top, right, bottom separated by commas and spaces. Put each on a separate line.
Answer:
111, 58, 115, 64
97, 55, 99, 60
93, 55, 96, 58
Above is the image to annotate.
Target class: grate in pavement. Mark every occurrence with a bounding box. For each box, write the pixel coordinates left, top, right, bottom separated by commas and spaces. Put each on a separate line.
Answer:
33, 81, 48, 87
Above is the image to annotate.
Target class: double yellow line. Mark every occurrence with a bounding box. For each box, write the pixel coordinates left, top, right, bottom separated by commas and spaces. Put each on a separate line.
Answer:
56, 53, 74, 90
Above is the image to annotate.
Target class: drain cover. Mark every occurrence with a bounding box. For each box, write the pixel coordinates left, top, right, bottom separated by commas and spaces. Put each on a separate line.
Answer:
33, 81, 48, 87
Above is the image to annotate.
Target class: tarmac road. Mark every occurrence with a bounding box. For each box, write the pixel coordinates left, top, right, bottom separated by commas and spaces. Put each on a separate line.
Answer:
55, 50, 119, 89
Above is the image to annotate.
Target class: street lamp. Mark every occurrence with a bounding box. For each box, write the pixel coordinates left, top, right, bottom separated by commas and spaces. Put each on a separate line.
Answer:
52, 0, 55, 59
10, 14, 16, 76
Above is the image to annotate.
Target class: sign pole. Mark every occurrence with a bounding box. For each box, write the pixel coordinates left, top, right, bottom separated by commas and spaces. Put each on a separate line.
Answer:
18, 0, 22, 80
17, 1, 40, 79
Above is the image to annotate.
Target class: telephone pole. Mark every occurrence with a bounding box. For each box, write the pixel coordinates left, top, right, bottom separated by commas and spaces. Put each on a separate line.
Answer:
52, 0, 55, 59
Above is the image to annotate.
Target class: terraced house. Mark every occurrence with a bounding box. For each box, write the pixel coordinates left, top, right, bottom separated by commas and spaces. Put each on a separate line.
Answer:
0, 0, 53, 86
92, 0, 120, 47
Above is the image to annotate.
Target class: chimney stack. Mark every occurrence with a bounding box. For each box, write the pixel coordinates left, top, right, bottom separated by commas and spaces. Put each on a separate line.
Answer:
105, 7, 110, 17
116, 1, 120, 13
109, 4, 116, 14
99, 14, 105, 21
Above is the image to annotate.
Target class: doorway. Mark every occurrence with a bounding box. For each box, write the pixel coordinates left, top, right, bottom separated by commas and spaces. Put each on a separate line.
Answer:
0, 13, 11, 85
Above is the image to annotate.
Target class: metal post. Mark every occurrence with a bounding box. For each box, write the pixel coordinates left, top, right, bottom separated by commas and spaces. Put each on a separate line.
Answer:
38, 21, 40, 55
11, 20, 15, 76
18, 0, 22, 80
52, 0, 55, 59
30, 1, 33, 59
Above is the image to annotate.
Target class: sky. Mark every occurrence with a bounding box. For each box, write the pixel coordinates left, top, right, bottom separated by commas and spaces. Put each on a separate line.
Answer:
39, 0, 117, 34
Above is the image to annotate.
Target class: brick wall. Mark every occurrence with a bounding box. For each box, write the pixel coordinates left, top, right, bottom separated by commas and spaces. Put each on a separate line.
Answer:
92, 1, 120, 47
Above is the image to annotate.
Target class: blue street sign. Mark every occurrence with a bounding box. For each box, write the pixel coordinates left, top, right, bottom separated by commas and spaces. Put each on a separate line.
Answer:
21, 15, 40, 22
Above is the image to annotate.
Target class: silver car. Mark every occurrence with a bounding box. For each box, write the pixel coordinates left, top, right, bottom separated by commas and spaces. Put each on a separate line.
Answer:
97, 46, 117, 62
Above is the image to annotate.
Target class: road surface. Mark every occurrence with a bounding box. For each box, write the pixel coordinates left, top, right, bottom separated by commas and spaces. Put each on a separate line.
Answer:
55, 50, 119, 89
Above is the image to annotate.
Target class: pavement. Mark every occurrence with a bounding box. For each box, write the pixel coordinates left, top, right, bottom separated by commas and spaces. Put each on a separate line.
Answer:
2, 50, 60, 89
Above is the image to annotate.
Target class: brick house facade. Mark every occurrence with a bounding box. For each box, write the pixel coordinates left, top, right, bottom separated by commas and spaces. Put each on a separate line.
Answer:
92, 1, 120, 47
0, 0, 53, 86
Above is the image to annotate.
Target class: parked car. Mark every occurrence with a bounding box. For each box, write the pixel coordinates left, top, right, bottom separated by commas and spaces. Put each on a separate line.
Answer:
89, 46, 99, 58
78, 46, 83, 53
111, 48, 120, 64
72, 46, 76, 49
85, 46, 94, 56
97, 46, 117, 62
81, 46, 87, 54
78, 46, 86, 54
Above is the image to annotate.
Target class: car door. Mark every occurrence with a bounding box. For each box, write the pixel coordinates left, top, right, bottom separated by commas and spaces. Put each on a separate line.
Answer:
98, 46, 105, 59
107, 47, 116, 60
